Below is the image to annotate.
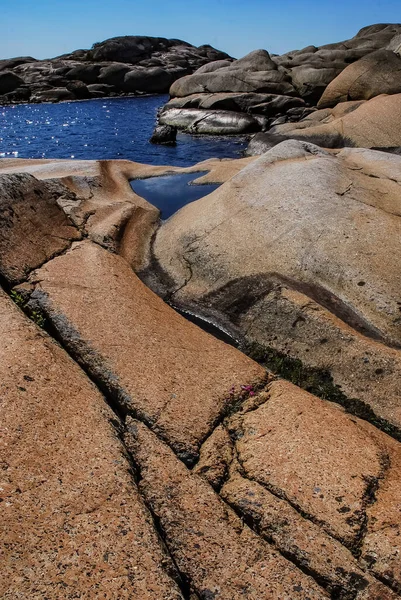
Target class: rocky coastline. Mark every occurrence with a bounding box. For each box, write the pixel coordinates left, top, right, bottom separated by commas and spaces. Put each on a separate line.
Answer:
156, 23, 401, 152
1, 23, 401, 600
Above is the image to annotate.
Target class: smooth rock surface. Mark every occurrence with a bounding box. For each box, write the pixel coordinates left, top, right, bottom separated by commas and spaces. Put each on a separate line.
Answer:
269, 93, 401, 149
318, 49, 401, 108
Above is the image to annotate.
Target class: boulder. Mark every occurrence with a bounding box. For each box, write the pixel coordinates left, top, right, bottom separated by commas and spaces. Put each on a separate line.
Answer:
169, 51, 295, 97
159, 107, 261, 134
194, 59, 233, 74
66, 79, 91, 99
0, 56, 36, 71
318, 49, 401, 108
150, 123, 177, 145
30, 87, 76, 102
98, 62, 131, 86
123, 66, 174, 93
65, 63, 101, 83
162, 23, 401, 134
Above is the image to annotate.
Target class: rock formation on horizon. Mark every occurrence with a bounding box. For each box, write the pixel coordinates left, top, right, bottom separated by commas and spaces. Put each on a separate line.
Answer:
0, 35, 232, 104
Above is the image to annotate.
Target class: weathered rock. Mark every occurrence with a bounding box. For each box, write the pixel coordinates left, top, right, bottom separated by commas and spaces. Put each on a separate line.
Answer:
159, 107, 261, 134
318, 49, 401, 108
30, 87, 77, 102
125, 418, 329, 599
169, 60, 295, 97
0, 289, 184, 599
193, 425, 234, 489
221, 472, 384, 598
0, 56, 36, 71
361, 437, 401, 591
66, 79, 91, 99
27, 240, 265, 463
88, 36, 230, 65
229, 380, 384, 547
151, 142, 401, 431
194, 59, 233, 74
0, 173, 80, 285
98, 62, 131, 86
221, 381, 401, 596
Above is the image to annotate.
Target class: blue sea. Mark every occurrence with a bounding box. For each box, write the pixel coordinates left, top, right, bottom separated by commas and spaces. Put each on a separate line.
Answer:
0, 95, 247, 166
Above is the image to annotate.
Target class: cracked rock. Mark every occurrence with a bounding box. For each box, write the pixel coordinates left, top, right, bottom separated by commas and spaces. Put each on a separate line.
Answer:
124, 418, 329, 599
0, 289, 184, 599
28, 240, 265, 463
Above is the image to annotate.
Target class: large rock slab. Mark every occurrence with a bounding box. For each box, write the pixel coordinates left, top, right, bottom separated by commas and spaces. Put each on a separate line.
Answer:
124, 418, 329, 599
153, 142, 401, 346
159, 107, 261, 134
27, 240, 265, 463
0, 173, 80, 285
151, 142, 401, 432
0, 289, 183, 599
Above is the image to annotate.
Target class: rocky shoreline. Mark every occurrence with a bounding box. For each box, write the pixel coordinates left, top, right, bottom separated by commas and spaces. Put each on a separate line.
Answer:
1, 22, 401, 600
156, 23, 401, 152
1, 144, 401, 598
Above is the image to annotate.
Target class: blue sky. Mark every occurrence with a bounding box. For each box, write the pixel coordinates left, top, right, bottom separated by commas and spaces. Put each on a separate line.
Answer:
2, 0, 400, 60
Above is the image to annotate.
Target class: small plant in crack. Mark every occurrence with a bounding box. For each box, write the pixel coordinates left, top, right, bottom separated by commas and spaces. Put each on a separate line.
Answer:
10, 290, 46, 329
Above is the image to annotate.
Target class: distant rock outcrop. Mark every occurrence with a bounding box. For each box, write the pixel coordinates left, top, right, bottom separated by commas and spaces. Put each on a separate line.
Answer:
158, 23, 401, 139
0, 36, 232, 105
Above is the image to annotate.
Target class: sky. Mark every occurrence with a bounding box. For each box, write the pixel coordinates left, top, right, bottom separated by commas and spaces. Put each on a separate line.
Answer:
1, 0, 401, 60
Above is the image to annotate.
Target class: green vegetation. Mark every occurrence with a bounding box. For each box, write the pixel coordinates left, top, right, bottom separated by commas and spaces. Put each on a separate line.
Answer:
242, 340, 401, 440
10, 290, 46, 329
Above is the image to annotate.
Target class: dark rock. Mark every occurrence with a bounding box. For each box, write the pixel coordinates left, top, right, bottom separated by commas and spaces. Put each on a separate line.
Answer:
66, 64, 101, 84
0, 71, 23, 95
246, 132, 289, 155
66, 80, 91, 99
98, 63, 131, 86
123, 67, 174, 93
0, 36, 233, 105
87, 83, 116, 97
31, 87, 76, 103
150, 124, 177, 145
0, 56, 36, 71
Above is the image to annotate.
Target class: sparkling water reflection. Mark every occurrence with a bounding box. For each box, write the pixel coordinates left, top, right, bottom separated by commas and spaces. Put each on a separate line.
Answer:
0, 96, 247, 166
